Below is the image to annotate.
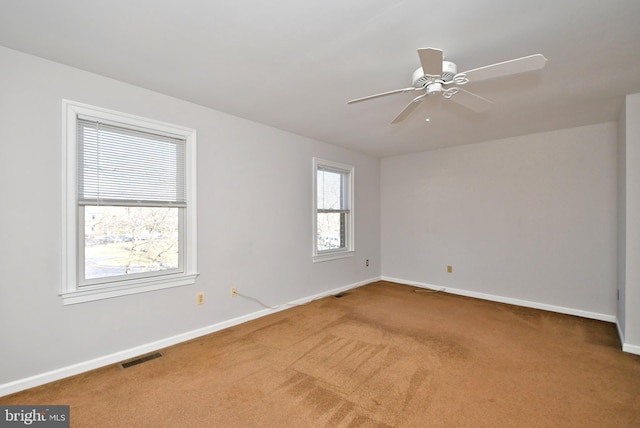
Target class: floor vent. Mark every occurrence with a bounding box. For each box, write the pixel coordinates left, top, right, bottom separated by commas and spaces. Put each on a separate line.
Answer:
120, 352, 163, 369
334, 292, 349, 298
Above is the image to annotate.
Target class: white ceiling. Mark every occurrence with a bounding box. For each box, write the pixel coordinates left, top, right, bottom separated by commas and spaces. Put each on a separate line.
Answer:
1, 0, 639, 157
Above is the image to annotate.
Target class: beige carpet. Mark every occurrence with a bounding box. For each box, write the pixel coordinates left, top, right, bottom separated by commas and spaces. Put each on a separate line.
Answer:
2, 281, 640, 427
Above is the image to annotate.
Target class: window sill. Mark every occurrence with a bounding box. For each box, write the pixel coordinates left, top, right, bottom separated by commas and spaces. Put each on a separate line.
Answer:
60, 273, 199, 305
313, 250, 355, 263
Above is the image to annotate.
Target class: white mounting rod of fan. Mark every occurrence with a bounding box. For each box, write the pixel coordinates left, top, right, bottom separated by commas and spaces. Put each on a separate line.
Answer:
347, 47, 547, 123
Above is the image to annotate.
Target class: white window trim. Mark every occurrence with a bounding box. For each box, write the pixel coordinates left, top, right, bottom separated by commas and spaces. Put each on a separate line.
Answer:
60, 100, 198, 304
312, 157, 355, 263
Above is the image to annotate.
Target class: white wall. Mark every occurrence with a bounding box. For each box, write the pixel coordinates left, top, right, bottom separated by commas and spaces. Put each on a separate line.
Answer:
381, 123, 618, 319
621, 92, 640, 352
0, 46, 381, 392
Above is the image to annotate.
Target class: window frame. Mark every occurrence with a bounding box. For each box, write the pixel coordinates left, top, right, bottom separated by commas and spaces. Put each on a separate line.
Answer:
312, 157, 355, 263
61, 100, 198, 304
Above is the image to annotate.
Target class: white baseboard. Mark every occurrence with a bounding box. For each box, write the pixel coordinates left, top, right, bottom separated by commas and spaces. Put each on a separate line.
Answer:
381, 276, 617, 323
615, 321, 640, 356
622, 343, 640, 355
0, 277, 378, 398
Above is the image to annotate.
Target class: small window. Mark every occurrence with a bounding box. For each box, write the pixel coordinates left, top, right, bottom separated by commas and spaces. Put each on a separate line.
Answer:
313, 158, 354, 262
61, 100, 198, 304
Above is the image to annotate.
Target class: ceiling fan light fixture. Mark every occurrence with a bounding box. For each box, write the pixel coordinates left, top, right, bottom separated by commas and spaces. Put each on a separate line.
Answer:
426, 82, 443, 95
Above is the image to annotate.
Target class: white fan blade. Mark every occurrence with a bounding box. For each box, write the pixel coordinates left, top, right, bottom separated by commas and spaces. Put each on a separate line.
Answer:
347, 87, 419, 104
449, 88, 493, 113
391, 94, 426, 123
417, 47, 443, 76
462, 54, 547, 82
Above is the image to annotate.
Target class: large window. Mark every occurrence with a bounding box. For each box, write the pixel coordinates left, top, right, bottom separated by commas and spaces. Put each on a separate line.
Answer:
313, 158, 354, 262
61, 100, 198, 304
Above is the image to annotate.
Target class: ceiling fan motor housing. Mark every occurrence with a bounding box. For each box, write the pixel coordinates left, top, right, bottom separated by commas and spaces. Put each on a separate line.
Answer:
412, 60, 458, 87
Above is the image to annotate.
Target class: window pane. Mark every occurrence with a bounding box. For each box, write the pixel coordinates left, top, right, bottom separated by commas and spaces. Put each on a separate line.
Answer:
317, 170, 345, 210
317, 212, 346, 251
84, 206, 179, 280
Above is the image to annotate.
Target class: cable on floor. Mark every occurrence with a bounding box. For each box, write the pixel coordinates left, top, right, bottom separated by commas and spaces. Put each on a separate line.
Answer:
235, 292, 285, 310
235, 291, 335, 310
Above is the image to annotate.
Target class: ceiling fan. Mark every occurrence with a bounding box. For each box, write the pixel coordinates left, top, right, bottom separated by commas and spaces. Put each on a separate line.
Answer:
347, 48, 547, 123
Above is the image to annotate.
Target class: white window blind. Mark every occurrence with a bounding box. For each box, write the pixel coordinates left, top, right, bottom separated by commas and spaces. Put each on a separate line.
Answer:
77, 117, 186, 207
